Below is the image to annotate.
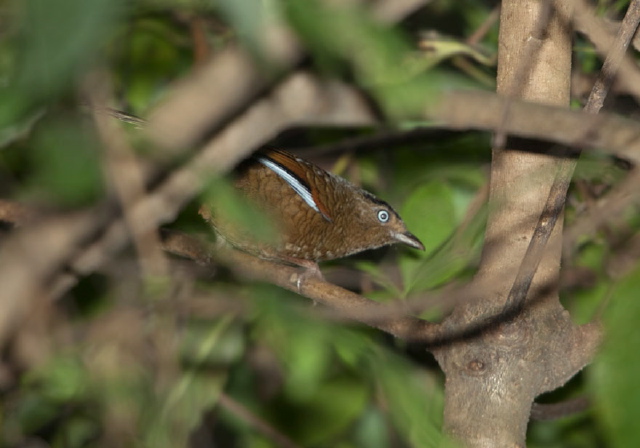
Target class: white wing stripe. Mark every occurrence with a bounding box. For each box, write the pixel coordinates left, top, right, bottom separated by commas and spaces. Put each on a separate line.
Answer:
258, 157, 320, 213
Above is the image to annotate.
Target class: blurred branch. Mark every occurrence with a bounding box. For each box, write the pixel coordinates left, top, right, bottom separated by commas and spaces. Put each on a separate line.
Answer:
0, 209, 110, 347
145, 0, 430, 157
146, 25, 303, 155
574, 3, 640, 51
86, 72, 169, 279
0, 199, 36, 226
370, 0, 431, 23
431, 90, 640, 163
50, 72, 375, 301
565, 0, 640, 103
574, 9, 640, 53
565, 165, 640, 256
0, 0, 427, 350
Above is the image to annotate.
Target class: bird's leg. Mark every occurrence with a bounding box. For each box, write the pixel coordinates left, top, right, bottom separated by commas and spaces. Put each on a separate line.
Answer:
281, 256, 323, 294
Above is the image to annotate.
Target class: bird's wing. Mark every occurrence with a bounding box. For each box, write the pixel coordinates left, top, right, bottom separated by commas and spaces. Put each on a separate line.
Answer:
258, 149, 333, 222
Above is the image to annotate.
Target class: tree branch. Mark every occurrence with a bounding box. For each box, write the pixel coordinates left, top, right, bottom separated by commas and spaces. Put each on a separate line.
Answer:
431, 91, 640, 163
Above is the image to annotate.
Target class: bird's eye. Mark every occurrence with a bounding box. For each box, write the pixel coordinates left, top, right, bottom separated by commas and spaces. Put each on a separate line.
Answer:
377, 210, 390, 223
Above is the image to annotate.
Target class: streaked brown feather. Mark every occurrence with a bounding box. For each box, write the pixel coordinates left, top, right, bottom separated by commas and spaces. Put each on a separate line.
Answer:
262, 149, 334, 222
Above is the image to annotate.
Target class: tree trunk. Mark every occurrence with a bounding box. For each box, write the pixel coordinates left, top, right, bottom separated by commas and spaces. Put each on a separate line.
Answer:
433, 2, 599, 446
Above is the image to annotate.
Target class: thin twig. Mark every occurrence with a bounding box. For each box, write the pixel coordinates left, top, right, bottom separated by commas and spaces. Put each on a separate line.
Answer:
530, 396, 590, 421
218, 392, 302, 448
467, 6, 500, 46
293, 128, 464, 159
564, 167, 640, 256
584, 0, 640, 113
574, 10, 640, 53
567, 0, 640, 103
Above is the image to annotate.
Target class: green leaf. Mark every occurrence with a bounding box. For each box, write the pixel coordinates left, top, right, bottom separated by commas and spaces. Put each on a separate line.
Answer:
0, 0, 123, 125
401, 181, 457, 255
354, 260, 403, 297
113, 17, 192, 113
216, 0, 274, 51
287, 376, 369, 446
282, 0, 467, 119
17, 356, 93, 438
399, 181, 457, 289
589, 264, 640, 448
374, 353, 449, 448
417, 32, 495, 68
148, 317, 233, 448
42, 359, 89, 402
200, 176, 278, 246
562, 242, 609, 324
28, 117, 104, 206
283, 329, 332, 401
353, 408, 389, 448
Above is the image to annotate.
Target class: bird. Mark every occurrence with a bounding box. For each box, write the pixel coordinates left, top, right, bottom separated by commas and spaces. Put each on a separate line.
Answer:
199, 149, 424, 278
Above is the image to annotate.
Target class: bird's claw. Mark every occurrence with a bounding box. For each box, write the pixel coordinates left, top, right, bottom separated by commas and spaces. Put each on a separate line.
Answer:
292, 262, 323, 294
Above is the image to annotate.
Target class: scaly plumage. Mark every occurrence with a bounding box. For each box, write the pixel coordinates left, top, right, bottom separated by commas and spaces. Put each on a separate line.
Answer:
199, 149, 424, 267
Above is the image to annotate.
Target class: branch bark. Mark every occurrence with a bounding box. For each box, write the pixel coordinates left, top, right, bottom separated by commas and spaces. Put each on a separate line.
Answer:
433, 2, 601, 446
429, 91, 640, 163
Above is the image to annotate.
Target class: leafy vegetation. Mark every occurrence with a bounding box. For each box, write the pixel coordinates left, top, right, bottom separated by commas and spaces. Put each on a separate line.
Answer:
0, 0, 638, 447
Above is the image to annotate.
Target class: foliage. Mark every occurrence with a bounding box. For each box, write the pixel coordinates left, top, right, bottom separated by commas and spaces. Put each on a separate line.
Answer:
0, 0, 637, 447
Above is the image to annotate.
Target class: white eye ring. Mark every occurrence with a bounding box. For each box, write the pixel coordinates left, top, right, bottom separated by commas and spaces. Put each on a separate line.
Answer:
377, 210, 390, 223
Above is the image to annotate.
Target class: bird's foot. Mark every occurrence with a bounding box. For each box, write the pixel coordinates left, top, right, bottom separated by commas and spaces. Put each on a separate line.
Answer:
283, 257, 323, 294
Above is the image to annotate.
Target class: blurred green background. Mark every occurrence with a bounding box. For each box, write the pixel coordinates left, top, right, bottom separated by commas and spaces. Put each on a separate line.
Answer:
0, 0, 637, 447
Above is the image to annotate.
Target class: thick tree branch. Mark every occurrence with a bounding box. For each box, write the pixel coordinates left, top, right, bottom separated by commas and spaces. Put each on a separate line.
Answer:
430, 91, 640, 163
436, 1, 574, 446
503, 0, 640, 315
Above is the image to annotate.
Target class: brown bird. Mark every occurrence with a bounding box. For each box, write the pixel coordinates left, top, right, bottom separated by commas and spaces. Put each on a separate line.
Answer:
199, 149, 424, 277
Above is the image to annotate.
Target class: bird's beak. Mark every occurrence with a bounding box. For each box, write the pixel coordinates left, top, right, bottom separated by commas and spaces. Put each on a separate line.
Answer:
393, 231, 425, 251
